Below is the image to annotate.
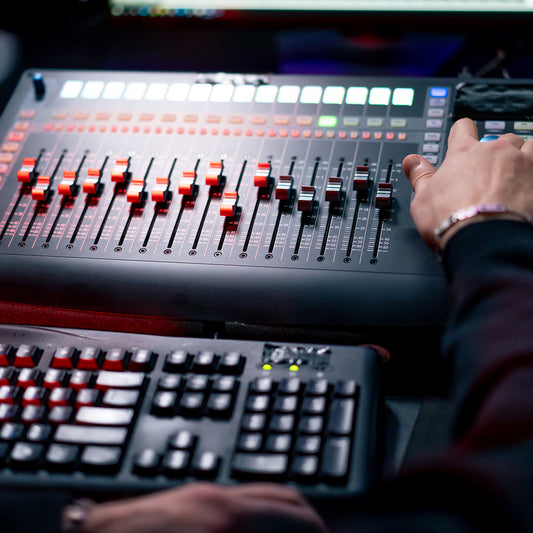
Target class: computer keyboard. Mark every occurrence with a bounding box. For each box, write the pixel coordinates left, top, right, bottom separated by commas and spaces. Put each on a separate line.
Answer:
0, 324, 381, 498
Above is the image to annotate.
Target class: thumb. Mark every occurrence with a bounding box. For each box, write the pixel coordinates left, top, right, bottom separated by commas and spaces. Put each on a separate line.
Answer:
402, 154, 436, 193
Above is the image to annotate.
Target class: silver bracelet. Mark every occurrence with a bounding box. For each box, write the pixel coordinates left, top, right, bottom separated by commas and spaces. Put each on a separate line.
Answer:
62, 498, 95, 532
434, 203, 533, 243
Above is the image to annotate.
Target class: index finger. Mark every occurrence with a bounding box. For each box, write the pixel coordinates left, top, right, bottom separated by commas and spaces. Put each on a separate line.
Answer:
446, 118, 479, 150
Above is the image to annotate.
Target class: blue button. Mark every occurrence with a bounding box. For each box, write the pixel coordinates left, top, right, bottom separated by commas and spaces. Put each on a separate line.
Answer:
480, 135, 500, 142
430, 87, 448, 98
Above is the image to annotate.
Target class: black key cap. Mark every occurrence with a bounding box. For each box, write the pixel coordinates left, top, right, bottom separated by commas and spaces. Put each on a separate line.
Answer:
327, 399, 355, 435
206, 393, 234, 419
95, 371, 144, 390
334, 380, 357, 397
133, 448, 160, 476
212, 376, 236, 393
45, 443, 78, 470
0, 422, 23, 441
302, 397, 327, 415
295, 435, 321, 455
218, 352, 244, 375
298, 415, 323, 435
249, 377, 273, 394
158, 375, 182, 391
278, 378, 301, 395
48, 406, 73, 424
55, 425, 128, 445
192, 351, 217, 373
75, 406, 134, 426
237, 433, 263, 452
269, 414, 295, 433
245, 394, 270, 412
321, 437, 350, 483
0, 368, 15, 386
179, 392, 205, 416
168, 430, 197, 450
10, 442, 43, 469
162, 450, 189, 477
232, 453, 288, 479
241, 413, 266, 432
164, 351, 190, 373
193, 451, 220, 478
291, 455, 318, 481
185, 375, 209, 392
273, 395, 298, 413
26, 423, 52, 442
20, 405, 46, 423
264, 434, 292, 453
80, 445, 122, 472
152, 390, 177, 416
306, 378, 329, 396
129, 349, 154, 372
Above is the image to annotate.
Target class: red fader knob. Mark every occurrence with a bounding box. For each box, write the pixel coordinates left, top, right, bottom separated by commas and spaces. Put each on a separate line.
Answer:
205, 161, 223, 187
275, 175, 293, 201
126, 176, 145, 203
178, 170, 196, 195
151, 176, 170, 202
83, 168, 102, 194
31, 176, 51, 201
254, 162, 271, 188
58, 170, 78, 196
110, 158, 130, 183
325, 177, 342, 202
220, 191, 239, 217
297, 186, 315, 212
17, 158, 37, 184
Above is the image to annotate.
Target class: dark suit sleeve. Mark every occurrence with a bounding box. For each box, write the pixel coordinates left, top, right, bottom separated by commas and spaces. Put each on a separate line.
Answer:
393, 220, 533, 532
0, 487, 67, 532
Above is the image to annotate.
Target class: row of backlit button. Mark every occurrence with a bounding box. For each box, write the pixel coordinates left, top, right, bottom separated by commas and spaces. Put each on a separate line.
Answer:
60, 81, 416, 107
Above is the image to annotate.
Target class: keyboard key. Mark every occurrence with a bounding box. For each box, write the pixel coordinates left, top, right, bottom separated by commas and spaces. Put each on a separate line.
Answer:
0, 368, 14, 386
43, 369, 67, 389
0, 344, 14, 366
102, 389, 139, 407
14, 345, 40, 367
162, 450, 189, 477
327, 399, 355, 435
158, 375, 182, 390
218, 352, 244, 375
55, 425, 127, 445
238, 433, 263, 452
129, 349, 154, 372
95, 371, 144, 390
212, 376, 236, 393
321, 437, 350, 483
241, 413, 266, 432
133, 448, 160, 476
164, 351, 190, 373
179, 392, 204, 416
206, 393, 234, 418
168, 430, 197, 450
75, 406, 134, 426
26, 423, 52, 442
51, 347, 78, 369
0, 385, 19, 404
17, 368, 41, 388
246, 394, 270, 412
21, 405, 45, 423
334, 380, 357, 397
48, 406, 73, 424
298, 415, 323, 435
103, 349, 128, 371
265, 434, 292, 453
302, 396, 327, 415
273, 395, 298, 413
22, 386, 47, 406
306, 378, 329, 396
269, 414, 295, 433
193, 451, 220, 478
192, 351, 217, 373
291, 455, 318, 481
0, 422, 23, 441
45, 443, 78, 470
69, 370, 92, 390
232, 453, 288, 479
278, 378, 301, 395
80, 445, 122, 472
249, 377, 273, 394
10, 442, 43, 469
152, 390, 177, 416
185, 375, 209, 392
77, 347, 102, 370
75, 389, 100, 408
48, 387, 74, 407
295, 435, 321, 455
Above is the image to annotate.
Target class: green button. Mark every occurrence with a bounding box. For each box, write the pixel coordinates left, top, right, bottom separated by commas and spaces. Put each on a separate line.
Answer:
366, 118, 383, 128
318, 115, 337, 128
343, 117, 359, 127
391, 119, 407, 128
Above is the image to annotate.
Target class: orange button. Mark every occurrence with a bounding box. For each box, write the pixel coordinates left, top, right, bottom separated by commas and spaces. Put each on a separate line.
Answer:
8, 132, 24, 142
2, 142, 19, 153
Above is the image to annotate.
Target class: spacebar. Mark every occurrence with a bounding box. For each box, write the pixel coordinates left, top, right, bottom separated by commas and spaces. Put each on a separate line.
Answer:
55, 425, 128, 445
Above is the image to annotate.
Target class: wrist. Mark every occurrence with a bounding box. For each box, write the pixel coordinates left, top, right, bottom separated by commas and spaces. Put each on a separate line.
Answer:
434, 204, 533, 252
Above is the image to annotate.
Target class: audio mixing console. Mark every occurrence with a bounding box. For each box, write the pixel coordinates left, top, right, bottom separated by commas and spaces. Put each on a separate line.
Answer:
0, 71, 529, 331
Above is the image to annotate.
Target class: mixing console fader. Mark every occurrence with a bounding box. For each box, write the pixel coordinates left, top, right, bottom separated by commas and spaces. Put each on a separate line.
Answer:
0, 70, 528, 330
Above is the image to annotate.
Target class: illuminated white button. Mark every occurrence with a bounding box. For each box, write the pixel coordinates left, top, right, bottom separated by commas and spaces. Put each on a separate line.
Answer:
124, 82, 147, 100
423, 143, 440, 153
428, 108, 444, 117
514, 121, 533, 130
346, 87, 368, 105
323, 86, 345, 105
255, 85, 278, 103
278, 85, 300, 104
60, 81, 83, 99
167, 83, 190, 101
429, 98, 446, 107
300, 86, 322, 104
392, 88, 414, 106
145, 83, 168, 101
233, 85, 255, 103
81, 81, 104, 100
102, 82, 125, 100
189, 84, 212, 102
426, 119, 443, 128
211, 84, 234, 102
424, 132, 441, 142
369, 87, 391, 106
425, 155, 438, 165
485, 121, 505, 130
